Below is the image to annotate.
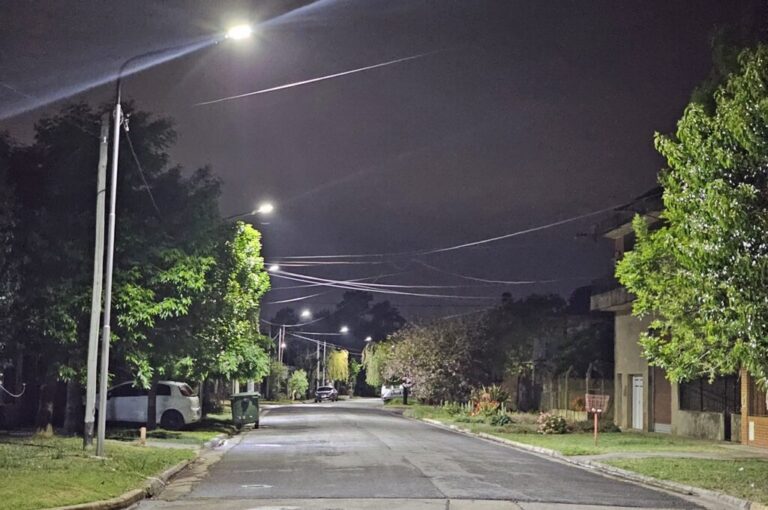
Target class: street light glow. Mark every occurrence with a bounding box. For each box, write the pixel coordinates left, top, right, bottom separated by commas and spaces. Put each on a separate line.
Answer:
268, 264, 280, 272
300, 309, 312, 319
255, 202, 274, 215
340, 326, 350, 334
226, 24, 253, 40
364, 336, 372, 342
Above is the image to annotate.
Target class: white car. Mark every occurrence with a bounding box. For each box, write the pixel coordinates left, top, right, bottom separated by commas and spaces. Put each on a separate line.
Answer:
102, 381, 201, 430
381, 384, 404, 402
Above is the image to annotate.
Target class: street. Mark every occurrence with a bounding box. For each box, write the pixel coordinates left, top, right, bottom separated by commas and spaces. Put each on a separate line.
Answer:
139, 400, 702, 510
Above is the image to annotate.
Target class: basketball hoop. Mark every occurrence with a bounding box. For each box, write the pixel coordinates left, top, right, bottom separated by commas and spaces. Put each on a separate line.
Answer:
585, 394, 610, 446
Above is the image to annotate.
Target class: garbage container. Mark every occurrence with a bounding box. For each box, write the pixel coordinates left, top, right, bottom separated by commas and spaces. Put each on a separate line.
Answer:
230, 391, 260, 429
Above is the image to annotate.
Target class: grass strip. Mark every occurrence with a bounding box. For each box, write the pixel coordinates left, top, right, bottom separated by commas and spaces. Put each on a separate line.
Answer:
0, 436, 195, 510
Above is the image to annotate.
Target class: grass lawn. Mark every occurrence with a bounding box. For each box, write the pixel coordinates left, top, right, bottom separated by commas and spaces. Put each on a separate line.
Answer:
606, 457, 768, 504
493, 431, 728, 456
405, 405, 727, 456
0, 436, 195, 510
107, 413, 237, 446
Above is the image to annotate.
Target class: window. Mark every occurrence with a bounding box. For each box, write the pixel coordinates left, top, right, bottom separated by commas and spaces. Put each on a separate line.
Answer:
109, 383, 148, 398
748, 378, 768, 417
157, 384, 171, 396
679, 375, 739, 414
179, 384, 195, 397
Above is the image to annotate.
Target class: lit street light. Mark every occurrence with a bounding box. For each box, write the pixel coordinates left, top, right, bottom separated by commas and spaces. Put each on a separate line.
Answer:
223, 201, 275, 221
90, 23, 254, 457
340, 326, 350, 334
268, 264, 280, 272
300, 308, 312, 319
364, 336, 372, 342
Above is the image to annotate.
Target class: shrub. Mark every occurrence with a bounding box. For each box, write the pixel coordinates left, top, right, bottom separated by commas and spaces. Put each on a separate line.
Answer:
570, 418, 621, 433
490, 413, 512, 426
570, 396, 586, 412
442, 401, 466, 416
537, 412, 568, 434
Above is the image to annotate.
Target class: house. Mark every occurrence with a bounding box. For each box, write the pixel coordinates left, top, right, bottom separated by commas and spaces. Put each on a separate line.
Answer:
590, 189, 742, 442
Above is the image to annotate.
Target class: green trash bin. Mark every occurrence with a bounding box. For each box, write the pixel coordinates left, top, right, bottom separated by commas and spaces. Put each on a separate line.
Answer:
230, 392, 260, 429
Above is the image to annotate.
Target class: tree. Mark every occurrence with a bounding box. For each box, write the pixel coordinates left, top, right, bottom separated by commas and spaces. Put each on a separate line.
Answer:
382, 318, 489, 403
327, 349, 349, 384
287, 369, 309, 400
617, 45, 768, 384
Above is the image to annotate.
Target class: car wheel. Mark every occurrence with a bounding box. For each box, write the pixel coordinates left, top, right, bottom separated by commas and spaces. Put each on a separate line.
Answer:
160, 410, 185, 430
254, 420, 260, 429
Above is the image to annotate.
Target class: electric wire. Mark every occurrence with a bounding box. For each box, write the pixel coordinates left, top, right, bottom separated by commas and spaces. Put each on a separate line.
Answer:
123, 125, 163, 218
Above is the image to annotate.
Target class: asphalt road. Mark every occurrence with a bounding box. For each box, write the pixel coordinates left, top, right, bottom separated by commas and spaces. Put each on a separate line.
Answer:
140, 399, 705, 510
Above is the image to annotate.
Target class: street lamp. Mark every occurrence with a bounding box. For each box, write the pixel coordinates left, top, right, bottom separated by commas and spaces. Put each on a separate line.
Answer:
91, 24, 254, 457
340, 326, 350, 334
300, 308, 312, 319
268, 264, 280, 272
364, 336, 372, 342
223, 201, 275, 221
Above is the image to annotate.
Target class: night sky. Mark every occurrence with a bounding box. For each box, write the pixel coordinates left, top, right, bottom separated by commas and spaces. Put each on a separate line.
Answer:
0, 1, 745, 319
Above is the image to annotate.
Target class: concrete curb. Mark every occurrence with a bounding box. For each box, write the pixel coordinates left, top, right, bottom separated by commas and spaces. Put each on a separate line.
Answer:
419, 418, 759, 510
46, 417, 259, 510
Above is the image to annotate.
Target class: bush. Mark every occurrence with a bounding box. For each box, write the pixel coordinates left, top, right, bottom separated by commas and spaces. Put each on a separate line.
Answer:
537, 412, 568, 434
442, 401, 467, 416
490, 413, 512, 426
570, 396, 586, 412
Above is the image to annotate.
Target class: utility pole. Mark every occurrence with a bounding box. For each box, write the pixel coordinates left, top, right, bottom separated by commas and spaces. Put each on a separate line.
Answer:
83, 113, 109, 450
96, 98, 123, 458
316, 342, 320, 390
322, 340, 327, 386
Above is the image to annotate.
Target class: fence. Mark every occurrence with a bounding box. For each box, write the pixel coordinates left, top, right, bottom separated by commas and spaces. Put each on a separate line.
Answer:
540, 370, 614, 420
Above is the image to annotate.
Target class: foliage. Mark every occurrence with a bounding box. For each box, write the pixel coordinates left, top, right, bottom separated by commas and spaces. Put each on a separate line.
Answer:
490, 413, 512, 426
570, 396, 586, 412
537, 413, 568, 434
616, 45, 768, 383
382, 318, 489, 403
287, 369, 309, 400
362, 341, 394, 388
327, 349, 349, 383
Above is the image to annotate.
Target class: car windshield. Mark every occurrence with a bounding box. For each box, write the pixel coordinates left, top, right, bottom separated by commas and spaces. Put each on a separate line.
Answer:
318, 386, 334, 391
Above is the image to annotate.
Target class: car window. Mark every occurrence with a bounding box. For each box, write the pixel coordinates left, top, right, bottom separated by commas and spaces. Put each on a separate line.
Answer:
178, 384, 195, 397
157, 384, 171, 396
111, 384, 148, 397
318, 386, 334, 391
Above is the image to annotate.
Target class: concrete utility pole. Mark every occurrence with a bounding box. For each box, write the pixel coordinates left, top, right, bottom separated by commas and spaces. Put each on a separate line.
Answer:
316, 342, 320, 390
83, 113, 109, 450
96, 97, 123, 458
322, 341, 327, 386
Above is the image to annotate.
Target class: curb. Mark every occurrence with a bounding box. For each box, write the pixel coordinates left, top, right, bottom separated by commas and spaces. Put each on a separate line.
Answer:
419, 418, 758, 510
46, 417, 260, 510
48, 458, 191, 510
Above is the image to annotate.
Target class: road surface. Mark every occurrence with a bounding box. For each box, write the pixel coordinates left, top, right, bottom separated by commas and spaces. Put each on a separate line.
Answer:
140, 399, 705, 510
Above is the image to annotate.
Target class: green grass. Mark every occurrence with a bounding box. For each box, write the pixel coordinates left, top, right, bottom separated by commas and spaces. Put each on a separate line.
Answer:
494, 431, 728, 456
107, 413, 237, 445
405, 405, 727, 456
0, 436, 195, 510
606, 457, 768, 504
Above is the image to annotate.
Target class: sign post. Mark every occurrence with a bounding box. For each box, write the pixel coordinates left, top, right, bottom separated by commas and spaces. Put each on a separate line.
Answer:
585, 394, 610, 446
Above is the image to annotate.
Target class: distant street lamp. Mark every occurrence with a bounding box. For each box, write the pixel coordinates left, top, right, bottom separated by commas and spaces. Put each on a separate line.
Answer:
364, 336, 372, 342
340, 326, 350, 334
268, 264, 280, 272
300, 309, 312, 319
91, 24, 254, 457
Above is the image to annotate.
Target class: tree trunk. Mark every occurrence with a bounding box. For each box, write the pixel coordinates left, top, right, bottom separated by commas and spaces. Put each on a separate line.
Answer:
34, 376, 57, 436
146, 377, 159, 430
62, 379, 82, 435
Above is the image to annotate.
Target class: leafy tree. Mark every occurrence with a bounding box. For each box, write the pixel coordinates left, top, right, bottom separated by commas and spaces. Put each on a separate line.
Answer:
327, 349, 349, 383
383, 318, 489, 403
617, 45, 768, 384
348, 358, 362, 395
287, 369, 309, 400
362, 341, 393, 388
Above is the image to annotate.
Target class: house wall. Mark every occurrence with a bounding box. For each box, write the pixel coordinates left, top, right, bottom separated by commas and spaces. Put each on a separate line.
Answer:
614, 312, 650, 430
672, 409, 725, 440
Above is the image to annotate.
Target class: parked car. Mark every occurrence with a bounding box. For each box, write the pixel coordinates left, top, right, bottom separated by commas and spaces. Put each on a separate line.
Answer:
315, 385, 338, 402
381, 384, 404, 402
99, 381, 201, 430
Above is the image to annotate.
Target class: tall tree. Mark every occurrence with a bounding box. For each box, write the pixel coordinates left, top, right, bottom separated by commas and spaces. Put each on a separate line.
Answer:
617, 45, 768, 384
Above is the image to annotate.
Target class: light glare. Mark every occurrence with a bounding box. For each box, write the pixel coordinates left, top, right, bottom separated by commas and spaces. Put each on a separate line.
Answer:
226, 24, 253, 40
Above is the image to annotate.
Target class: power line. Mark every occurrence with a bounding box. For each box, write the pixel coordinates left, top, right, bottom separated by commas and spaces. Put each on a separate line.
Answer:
123, 124, 162, 218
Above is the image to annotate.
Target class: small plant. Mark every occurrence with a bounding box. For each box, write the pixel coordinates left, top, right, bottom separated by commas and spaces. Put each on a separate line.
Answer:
537, 412, 568, 434
490, 413, 512, 426
442, 401, 465, 416
570, 396, 586, 412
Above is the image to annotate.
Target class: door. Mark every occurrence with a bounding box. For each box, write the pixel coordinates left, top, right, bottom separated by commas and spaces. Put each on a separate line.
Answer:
632, 375, 644, 430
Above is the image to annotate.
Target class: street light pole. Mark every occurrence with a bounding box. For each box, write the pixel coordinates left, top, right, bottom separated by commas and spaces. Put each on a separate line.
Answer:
92, 26, 253, 457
